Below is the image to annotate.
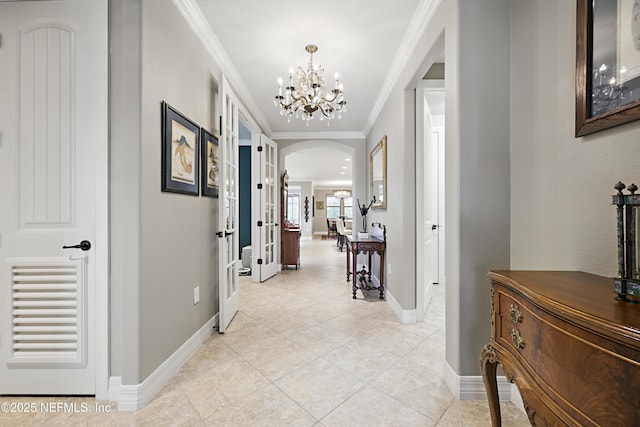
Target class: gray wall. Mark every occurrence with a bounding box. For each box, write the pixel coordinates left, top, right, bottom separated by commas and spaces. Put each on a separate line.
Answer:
510, 2, 640, 274
367, 0, 511, 377
455, 0, 510, 375
110, 0, 221, 384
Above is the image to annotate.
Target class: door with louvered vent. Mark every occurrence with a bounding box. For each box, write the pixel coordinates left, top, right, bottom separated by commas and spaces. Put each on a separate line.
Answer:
0, 0, 107, 395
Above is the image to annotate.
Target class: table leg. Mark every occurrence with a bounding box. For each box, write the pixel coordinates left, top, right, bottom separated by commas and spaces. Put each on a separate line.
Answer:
480, 344, 501, 427
346, 242, 351, 282
352, 248, 358, 299
378, 251, 385, 299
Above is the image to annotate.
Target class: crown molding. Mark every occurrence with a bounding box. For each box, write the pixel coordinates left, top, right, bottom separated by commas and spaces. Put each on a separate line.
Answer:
171, 0, 272, 135
363, 0, 442, 136
270, 131, 366, 141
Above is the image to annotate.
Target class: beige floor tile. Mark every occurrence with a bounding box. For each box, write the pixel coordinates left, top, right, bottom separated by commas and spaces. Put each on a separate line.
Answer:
130, 387, 204, 427
403, 338, 447, 373
323, 339, 401, 382
321, 386, 436, 427
171, 336, 239, 387
437, 400, 529, 427
179, 358, 270, 420
204, 384, 317, 427
357, 325, 428, 357
274, 358, 365, 420
240, 335, 319, 381
289, 324, 355, 356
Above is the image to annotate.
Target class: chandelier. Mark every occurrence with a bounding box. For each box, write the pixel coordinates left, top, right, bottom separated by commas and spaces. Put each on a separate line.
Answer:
592, 63, 632, 116
334, 189, 351, 199
274, 44, 347, 125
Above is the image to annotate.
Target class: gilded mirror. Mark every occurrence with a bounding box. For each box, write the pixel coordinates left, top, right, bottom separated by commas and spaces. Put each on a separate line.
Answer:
370, 135, 387, 209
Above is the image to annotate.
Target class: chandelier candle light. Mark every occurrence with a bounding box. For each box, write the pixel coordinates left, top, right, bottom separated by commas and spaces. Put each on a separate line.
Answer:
274, 44, 346, 125
333, 189, 351, 199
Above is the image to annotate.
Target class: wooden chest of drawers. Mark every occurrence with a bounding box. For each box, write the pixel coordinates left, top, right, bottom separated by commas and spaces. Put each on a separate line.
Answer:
481, 271, 640, 426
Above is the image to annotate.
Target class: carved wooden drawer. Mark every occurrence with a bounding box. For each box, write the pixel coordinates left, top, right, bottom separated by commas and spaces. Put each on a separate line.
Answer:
353, 241, 384, 253
484, 271, 640, 427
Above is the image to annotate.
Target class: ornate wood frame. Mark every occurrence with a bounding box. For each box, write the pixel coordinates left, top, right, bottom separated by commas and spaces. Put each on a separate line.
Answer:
575, 0, 640, 136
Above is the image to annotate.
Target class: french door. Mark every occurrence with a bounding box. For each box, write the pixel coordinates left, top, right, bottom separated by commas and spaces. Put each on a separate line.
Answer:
252, 134, 279, 282
218, 76, 240, 333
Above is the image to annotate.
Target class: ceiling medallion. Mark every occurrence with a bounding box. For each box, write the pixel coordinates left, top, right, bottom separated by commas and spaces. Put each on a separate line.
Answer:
274, 44, 347, 126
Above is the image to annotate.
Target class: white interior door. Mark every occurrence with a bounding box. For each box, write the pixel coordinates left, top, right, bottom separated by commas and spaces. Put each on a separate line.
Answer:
252, 134, 279, 282
0, 0, 107, 394
218, 76, 240, 333
425, 128, 441, 288
415, 81, 445, 321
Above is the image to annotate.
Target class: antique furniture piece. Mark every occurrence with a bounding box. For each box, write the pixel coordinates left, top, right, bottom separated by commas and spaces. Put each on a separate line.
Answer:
370, 136, 387, 209
281, 171, 300, 269
326, 218, 337, 238
346, 223, 386, 299
335, 218, 352, 252
481, 271, 640, 427
612, 181, 640, 300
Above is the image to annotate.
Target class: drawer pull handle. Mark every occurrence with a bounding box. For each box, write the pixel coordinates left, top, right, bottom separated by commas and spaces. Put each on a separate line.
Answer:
511, 329, 525, 349
509, 304, 523, 323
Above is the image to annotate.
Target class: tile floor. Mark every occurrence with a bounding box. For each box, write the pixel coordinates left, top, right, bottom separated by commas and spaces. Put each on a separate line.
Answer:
0, 238, 530, 426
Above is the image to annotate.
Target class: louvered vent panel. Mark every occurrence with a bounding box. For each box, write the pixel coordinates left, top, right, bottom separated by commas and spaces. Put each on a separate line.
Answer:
10, 261, 85, 366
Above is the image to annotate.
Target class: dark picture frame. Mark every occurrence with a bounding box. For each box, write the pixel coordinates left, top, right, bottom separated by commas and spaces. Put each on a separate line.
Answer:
576, 0, 640, 137
201, 128, 219, 198
161, 101, 200, 195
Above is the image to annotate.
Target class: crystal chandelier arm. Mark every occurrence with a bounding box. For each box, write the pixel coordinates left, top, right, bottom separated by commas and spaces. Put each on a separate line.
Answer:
274, 44, 345, 123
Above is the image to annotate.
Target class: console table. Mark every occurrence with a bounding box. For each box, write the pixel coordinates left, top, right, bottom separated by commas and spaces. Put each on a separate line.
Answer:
481, 271, 640, 426
345, 223, 386, 299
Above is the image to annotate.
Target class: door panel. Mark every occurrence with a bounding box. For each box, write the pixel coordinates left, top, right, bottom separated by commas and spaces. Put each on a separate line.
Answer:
0, 0, 107, 394
218, 76, 240, 333
256, 135, 278, 281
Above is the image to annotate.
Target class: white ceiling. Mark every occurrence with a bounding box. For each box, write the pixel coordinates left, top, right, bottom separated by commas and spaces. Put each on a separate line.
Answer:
179, 0, 442, 184
285, 148, 353, 188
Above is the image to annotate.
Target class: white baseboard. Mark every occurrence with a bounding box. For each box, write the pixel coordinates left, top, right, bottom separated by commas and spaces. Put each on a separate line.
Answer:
443, 361, 511, 401
385, 287, 417, 324
109, 314, 218, 411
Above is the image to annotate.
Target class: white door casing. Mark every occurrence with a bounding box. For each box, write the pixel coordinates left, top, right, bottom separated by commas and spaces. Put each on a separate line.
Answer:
218, 76, 240, 333
0, 0, 108, 395
252, 134, 278, 282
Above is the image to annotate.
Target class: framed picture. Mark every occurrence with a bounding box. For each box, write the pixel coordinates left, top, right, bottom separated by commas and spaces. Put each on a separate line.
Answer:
161, 101, 200, 195
316, 201, 325, 210
576, 0, 640, 136
201, 128, 219, 198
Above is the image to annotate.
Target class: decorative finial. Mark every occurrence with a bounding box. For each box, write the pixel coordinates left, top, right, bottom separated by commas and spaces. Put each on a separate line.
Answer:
628, 183, 637, 195
615, 181, 626, 195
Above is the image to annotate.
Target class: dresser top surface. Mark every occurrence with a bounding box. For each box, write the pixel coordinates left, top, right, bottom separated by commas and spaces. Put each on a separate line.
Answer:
489, 270, 640, 339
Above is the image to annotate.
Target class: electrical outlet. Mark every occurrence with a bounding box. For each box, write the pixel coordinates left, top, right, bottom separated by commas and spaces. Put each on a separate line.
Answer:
193, 286, 200, 305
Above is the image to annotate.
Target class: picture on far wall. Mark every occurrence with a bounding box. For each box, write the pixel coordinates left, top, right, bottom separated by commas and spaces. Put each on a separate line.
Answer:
161, 101, 200, 196
201, 128, 219, 198
316, 201, 324, 210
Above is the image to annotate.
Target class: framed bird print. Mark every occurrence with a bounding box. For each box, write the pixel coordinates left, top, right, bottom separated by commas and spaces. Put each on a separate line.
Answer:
200, 128, 219, 198
161, 101, 200, 195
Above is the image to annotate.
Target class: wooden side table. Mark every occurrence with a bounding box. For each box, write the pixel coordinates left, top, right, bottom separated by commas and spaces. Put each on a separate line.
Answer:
346, 224, 386, 299
481, 270, 640, 426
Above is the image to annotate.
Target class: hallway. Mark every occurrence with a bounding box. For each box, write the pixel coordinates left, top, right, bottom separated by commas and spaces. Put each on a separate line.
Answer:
0, 239, 528, 426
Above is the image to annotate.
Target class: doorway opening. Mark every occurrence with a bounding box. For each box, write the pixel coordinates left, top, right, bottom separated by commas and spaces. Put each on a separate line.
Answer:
280, 140, 360, 246
416, 77, 445, 322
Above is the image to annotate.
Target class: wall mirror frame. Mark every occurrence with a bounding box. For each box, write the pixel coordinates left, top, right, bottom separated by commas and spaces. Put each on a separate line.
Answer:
370, 135, 387, 209
575, 0, 640, 137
